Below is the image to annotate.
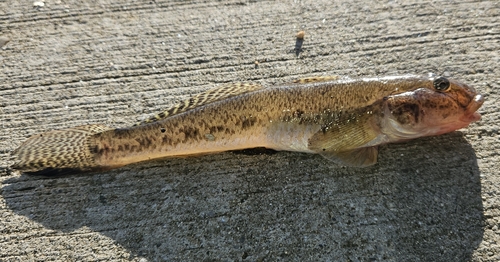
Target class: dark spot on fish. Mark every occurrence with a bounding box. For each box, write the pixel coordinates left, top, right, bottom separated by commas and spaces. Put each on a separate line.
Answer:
294, 109, 304, 118
135, 137, 152, 152
113, 128, 132, 139
180, 127, 200, 142
124, 144, 130, 151
97, 147, 105, 155
393, 103, 420, 124
145, 137, 152, 147
208, 125, 224, 134
162, 136, 172, 145
422, 100, 438, 109
241, 116, 257, 130
91, 145, 99, 154
118, 145, 123, 151
314, 115, 322, 122
134, 137, 152, 150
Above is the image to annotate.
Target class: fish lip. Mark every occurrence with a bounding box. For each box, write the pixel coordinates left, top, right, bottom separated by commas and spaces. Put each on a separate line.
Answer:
460, 94, 484, 123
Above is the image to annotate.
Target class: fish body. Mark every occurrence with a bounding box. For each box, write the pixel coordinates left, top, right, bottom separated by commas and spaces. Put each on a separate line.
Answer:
11, 75, 484, 175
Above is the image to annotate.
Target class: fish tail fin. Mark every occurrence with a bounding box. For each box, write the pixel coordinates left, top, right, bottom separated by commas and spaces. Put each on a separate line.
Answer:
11, 124, 112, 175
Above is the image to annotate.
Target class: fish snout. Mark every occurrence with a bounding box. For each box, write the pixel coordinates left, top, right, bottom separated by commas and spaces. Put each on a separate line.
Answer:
460, 94, 484, 123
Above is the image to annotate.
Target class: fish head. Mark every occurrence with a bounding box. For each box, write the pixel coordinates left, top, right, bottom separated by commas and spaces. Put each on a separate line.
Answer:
382, 76, 484, 139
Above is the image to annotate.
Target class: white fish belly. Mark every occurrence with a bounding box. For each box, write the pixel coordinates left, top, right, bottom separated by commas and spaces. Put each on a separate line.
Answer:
265, 122, 321, 153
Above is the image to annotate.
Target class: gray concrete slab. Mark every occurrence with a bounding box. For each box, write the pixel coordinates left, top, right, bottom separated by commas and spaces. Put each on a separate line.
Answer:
1, 0, 499, 261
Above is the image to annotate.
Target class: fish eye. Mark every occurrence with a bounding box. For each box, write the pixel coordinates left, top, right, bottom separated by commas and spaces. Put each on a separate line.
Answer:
433, 77, 450, 91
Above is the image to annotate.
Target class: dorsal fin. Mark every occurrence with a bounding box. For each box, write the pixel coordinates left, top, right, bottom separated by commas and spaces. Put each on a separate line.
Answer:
292, 75, 339, 84
136, 83, 264, 126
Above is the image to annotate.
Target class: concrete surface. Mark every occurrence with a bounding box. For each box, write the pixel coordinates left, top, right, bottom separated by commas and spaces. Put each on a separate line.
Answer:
1, 0, 499, 261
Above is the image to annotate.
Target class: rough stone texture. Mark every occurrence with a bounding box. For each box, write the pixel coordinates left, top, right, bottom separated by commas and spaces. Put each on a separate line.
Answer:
0, 0, 499, 261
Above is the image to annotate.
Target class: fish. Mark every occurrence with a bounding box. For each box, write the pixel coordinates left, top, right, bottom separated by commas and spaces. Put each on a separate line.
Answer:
10, 75, 484, 175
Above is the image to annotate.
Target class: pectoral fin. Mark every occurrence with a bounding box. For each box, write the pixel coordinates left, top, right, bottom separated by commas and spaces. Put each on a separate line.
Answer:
308, 116, 379, 167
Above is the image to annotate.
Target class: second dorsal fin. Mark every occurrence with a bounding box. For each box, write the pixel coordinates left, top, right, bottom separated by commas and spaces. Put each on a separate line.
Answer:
136, 83, 264, 126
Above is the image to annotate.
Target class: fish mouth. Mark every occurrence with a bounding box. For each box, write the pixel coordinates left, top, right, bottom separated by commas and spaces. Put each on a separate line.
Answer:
460, 94, 484, 123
